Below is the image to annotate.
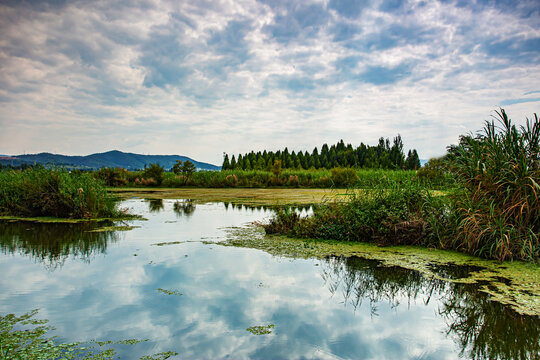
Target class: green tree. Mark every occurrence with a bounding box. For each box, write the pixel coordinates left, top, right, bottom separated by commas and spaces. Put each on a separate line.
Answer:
406, 149, 421, 170
173, 160, 183, 174
181, 160, 196, 180
143, 163, 164, 185
390, 134, 405, 169
271, 159, 282, 177
222, 154, 230, 170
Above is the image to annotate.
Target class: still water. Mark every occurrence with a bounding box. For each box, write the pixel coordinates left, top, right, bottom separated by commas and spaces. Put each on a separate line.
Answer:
0, 199, 538, 359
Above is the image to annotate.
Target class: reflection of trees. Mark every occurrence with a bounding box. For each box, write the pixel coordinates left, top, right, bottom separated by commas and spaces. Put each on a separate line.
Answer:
222, 202, 312, 213
147, 199, 164, 212
440, 284, 539, 360
0, 221, 120, 270
173, 200, 196, 217
320, 256, 539, 360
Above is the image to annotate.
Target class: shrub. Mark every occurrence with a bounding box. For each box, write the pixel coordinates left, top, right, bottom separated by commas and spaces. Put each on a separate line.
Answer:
143, 163, 164, 186
265, 182, 429, 245
330, 167, 358, 187
94, 167, 128, 186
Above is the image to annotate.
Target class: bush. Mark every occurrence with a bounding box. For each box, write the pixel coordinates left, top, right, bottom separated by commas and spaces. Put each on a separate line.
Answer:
265, 182, 430, 245
94, 167, 128, 186
143, 163, 164, 186
416, 157, 454, 188
330, 167, 358, 187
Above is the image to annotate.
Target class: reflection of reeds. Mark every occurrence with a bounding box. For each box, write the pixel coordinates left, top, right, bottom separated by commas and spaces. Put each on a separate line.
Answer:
448, 110, 539, 261
320, 256, 540, 359
0, 221, 120, 270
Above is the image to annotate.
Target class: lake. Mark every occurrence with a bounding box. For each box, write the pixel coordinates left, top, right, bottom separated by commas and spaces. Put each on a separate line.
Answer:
0, 198, 538, 359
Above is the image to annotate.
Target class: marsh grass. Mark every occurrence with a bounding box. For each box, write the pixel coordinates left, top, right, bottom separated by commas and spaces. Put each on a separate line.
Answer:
265, 181, 433, 245
109, 168, 450, 189
448, 109, 539, 261
0, 167, 121, 219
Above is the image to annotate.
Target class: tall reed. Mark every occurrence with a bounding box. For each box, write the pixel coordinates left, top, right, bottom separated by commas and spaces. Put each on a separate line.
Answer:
448, 109, 539, 261
0, 168, 120, 219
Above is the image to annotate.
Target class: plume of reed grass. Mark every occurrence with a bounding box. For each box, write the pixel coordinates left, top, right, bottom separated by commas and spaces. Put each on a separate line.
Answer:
448, 109, 539, 261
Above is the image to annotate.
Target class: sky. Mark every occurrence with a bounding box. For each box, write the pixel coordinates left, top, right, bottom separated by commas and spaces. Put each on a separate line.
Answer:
0, 0, 539, 165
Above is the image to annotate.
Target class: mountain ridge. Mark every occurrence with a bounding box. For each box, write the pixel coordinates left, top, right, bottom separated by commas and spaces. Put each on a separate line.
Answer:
0, 150, 220, 171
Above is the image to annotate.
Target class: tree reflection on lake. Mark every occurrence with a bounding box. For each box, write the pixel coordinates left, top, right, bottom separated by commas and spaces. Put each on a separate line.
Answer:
320, 256, 539, 360
146, 199, 164, 212
173, 199, 195, 217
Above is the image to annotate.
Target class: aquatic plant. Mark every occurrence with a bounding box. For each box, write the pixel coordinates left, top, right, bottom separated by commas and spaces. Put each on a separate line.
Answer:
0, 167, 121, 219
265, 182, 429, 245
107, 168, 453, 190
0, 310, 180, 359
157, 288, 183, 296
448, 109, 539, 261
246, 324, 274, 335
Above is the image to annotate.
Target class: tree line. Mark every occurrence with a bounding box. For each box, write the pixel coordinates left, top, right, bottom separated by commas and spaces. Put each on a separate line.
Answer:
222, 136, 420, 171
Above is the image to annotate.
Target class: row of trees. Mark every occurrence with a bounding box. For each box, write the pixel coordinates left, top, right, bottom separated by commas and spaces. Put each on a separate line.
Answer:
222, 136, 420, 171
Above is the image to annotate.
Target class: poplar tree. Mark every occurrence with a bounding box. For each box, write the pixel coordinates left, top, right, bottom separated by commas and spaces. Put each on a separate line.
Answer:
222, 154, 230, 170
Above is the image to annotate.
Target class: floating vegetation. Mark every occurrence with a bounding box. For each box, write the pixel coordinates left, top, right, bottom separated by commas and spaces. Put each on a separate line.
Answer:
0, 310, 131, 359
95, 339, 149, 346
151, 241, 184, 246
157, 288, 183, 296
246, 324, 275, 335
219, 225, 540, 316
88, 225, 139, 232
140, 351, 179, 360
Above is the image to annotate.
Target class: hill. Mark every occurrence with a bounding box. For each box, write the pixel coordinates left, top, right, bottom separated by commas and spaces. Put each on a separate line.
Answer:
0, 150, 220, 171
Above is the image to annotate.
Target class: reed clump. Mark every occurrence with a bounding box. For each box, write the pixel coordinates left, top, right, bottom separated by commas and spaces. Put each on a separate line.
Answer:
0, 167, 120, 219
448, 109, 539, 261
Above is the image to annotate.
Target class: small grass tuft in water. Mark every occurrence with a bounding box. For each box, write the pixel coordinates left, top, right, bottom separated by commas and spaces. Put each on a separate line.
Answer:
140, 351, 180, 360
151, 241, 184, 246
157, 288, 183, 296
246, 324, 275, 335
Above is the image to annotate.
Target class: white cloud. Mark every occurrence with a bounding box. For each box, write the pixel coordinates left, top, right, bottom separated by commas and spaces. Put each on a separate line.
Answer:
0, 0, 538, 162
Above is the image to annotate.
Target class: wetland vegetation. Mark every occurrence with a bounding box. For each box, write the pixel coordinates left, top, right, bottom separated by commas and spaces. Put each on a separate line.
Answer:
265, 110, 539, 262
0, 167, 122, 219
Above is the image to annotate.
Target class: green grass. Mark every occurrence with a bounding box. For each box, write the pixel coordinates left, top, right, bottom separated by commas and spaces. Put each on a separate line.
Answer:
0, 167, 121, 219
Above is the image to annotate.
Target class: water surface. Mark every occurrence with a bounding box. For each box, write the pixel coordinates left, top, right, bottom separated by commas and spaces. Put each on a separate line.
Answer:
0, 199, 538, 359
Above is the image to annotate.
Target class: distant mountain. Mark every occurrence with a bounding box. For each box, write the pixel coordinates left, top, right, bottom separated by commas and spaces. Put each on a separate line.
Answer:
0, 150, 220, 171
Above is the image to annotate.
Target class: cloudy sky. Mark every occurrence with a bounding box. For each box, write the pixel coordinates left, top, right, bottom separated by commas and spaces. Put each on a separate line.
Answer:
1, 0, 539, 165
